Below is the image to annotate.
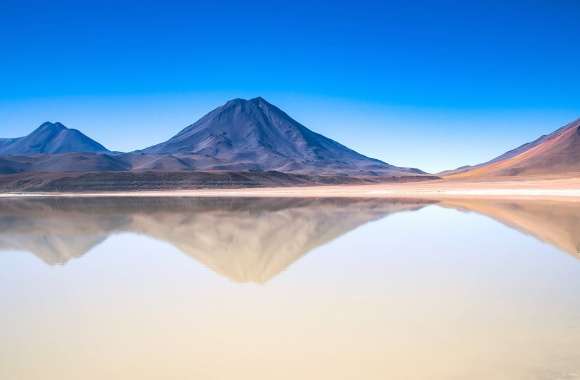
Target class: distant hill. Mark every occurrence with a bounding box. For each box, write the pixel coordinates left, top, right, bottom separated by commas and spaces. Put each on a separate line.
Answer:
0, 122, 109, 155
141, 97, 424, 176
443, 118, 580, 178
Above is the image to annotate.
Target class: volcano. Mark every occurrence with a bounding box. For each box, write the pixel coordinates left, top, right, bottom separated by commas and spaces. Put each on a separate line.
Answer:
141, 97, 424, 176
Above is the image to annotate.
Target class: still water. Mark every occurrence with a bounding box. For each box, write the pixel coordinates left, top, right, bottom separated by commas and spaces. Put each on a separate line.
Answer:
0, 197, 579, 380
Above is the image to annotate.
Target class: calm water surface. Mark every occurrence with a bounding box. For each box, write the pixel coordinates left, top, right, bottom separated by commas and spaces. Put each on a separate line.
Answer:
0, 197, 579, 380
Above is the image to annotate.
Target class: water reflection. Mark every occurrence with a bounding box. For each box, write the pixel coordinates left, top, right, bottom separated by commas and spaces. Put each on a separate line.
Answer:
0, 197, 578, 280
0, 197, 433, 282
1, 196, 580, 380
442, 199, 580, 259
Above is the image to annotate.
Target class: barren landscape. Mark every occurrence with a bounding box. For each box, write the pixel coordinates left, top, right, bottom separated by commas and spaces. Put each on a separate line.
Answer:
1, 176, 578, 200
1, 100, 578, 199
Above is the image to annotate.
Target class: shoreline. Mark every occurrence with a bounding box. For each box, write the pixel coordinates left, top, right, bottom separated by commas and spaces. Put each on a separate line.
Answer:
1, 178, 580, 201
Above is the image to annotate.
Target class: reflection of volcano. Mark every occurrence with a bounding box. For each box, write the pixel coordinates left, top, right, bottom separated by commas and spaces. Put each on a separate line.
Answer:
442, 199, 580, 259
0, 199, 129, 265
0, 197, 432, 282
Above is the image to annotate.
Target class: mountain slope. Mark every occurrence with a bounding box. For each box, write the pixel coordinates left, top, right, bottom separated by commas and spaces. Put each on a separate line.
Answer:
0, 153, 130, 174
443, 118, 580, 179
142, 97, 424, 176
0, 122, 109, 155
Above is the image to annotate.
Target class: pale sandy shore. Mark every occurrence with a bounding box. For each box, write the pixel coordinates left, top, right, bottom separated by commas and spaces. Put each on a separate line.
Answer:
1, 177, 580, 201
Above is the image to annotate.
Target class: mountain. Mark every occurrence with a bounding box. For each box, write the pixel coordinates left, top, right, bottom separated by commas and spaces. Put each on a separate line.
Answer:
142, 97, 424, 176
443, 118, 580, 178
0, 122, 109, 155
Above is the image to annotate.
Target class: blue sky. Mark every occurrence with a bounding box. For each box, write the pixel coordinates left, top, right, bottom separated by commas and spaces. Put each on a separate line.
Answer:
1, 0, 579, 172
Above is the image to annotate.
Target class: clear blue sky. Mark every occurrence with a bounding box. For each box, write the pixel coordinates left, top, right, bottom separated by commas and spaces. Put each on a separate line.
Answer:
1, 0, 579, 172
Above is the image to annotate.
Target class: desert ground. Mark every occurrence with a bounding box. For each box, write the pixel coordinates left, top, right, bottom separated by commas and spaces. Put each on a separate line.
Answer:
1, 176, 579, 200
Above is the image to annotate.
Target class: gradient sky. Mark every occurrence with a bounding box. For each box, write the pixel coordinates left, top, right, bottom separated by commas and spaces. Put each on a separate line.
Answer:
1, 0, 579, 172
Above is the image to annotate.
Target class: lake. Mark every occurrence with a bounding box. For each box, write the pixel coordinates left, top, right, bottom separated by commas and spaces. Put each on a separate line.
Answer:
1, 197, 579, 380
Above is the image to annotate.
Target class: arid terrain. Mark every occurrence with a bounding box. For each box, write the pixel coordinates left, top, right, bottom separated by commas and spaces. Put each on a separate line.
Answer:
442, 118, 580, 179
1, 176, 578, 200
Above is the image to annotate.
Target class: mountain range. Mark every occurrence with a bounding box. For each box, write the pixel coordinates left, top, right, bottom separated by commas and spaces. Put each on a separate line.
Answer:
0, 97, 424, 177
0, 98, 578, 188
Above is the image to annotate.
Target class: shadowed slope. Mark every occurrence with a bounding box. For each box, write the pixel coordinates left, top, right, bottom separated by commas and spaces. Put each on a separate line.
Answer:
0, 153, 131, 174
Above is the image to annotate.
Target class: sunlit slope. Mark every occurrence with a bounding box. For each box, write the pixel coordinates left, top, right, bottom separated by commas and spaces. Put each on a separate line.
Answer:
443, 119, 580, 179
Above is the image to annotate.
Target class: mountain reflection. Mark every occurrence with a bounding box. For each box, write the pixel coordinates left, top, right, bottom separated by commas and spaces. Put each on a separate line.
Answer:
442, 199, 580, 259
0, 197, 432, 282
1, 197, 578, 282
